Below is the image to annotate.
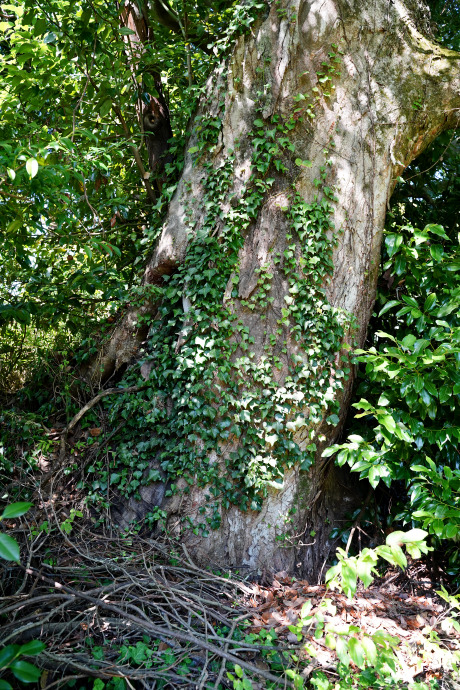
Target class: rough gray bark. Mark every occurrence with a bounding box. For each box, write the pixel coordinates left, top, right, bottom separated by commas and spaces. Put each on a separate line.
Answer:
108, 0, 459, 578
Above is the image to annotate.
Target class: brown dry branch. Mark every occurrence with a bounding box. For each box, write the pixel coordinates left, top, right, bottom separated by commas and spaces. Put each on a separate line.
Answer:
57, 383, 149, 465
0, 518, 296, 689
2, 475, 459, 689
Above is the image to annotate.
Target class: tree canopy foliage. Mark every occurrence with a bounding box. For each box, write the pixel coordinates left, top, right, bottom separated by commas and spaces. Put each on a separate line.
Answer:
0, 0, 262, 388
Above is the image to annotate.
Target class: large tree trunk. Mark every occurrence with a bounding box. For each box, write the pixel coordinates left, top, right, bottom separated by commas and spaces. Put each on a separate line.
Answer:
107, 0, 459, 579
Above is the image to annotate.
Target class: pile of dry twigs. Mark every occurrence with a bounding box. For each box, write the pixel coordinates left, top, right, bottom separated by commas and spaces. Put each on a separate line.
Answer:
0, 515, 294, 689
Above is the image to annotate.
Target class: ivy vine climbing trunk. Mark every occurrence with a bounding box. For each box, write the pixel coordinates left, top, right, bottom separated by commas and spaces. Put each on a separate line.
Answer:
107, 0, 460, 578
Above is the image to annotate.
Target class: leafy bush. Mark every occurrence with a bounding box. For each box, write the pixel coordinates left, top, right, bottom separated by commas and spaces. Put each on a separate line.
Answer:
324, 221, 460, 571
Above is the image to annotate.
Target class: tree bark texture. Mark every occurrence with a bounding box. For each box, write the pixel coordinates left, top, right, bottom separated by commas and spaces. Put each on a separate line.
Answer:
109, 0, 460, 578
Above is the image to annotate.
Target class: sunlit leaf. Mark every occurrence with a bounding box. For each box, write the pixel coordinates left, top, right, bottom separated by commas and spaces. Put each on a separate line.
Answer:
25, 158, 38, 178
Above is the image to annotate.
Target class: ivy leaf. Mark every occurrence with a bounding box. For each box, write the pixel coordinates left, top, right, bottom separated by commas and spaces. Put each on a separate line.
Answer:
321, 445, 338, 458
295, 158, 312, 167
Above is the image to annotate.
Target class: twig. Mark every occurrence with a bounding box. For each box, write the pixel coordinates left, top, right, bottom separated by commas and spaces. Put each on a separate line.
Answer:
345, 488, 373, 556
58, 383, 148, 463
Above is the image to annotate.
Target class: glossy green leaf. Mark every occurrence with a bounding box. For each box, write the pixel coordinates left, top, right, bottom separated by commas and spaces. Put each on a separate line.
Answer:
423, 293, 436, 311
425, 223, 449, 240
9, 660, 42, 683
0, 533, 20, 561
445, 523, 458, 539
18, 641, 45, 656
385, 233, 403, 258
0, 645, 19, 668
430, 244, 444, 262
1, 502, 32, 519
378, 415, 396, 434
25, 158, 38, 178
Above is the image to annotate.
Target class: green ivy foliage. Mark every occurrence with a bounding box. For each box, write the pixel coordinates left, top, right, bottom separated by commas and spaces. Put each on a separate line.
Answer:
81, 46, 352, 529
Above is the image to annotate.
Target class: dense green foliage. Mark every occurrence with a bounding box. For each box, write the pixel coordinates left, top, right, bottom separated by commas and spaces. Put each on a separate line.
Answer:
1, 0, 460, 687
0, 0, 459, 546
324, 126, 460, 574
0, 0, 260, 390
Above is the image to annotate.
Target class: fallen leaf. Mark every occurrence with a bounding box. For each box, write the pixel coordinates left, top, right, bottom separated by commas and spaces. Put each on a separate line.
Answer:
274, 570, 290, 583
